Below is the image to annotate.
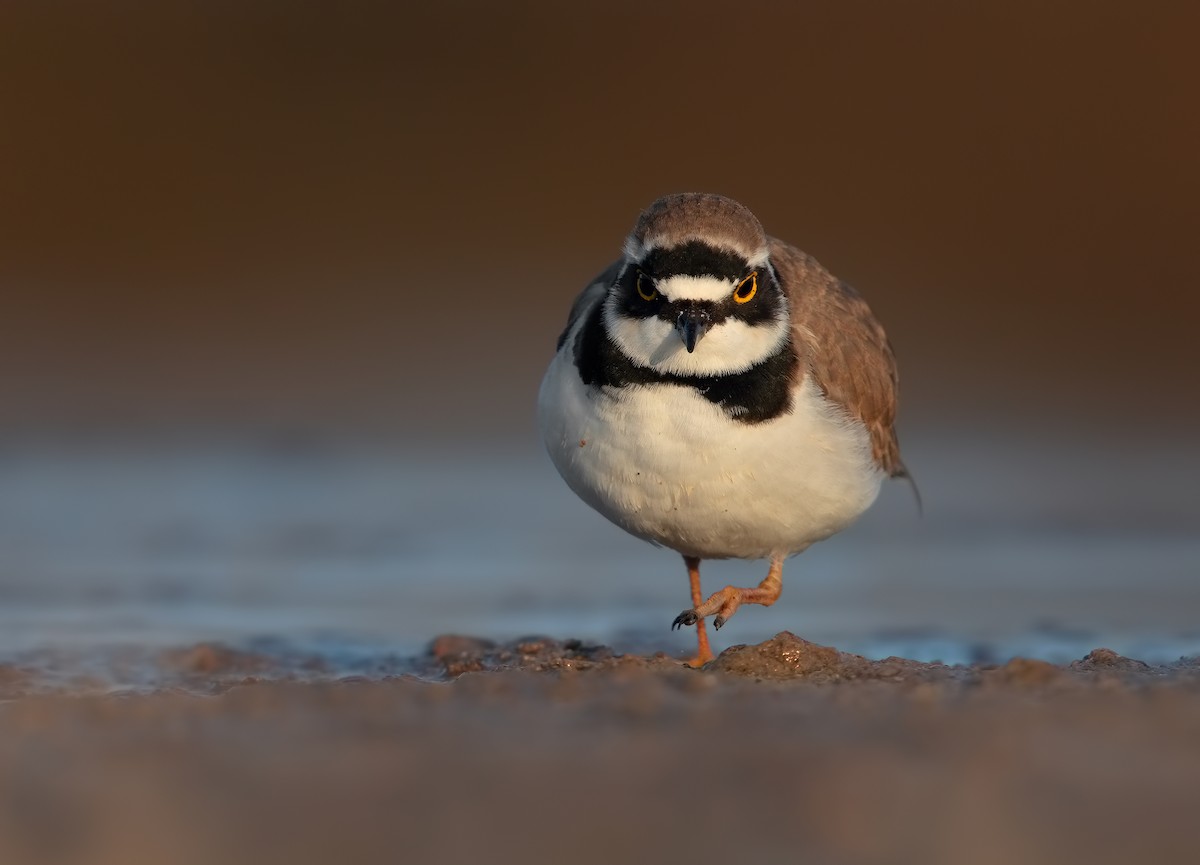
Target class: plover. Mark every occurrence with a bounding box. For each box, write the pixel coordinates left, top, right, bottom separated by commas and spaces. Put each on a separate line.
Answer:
538, 193, 910, 665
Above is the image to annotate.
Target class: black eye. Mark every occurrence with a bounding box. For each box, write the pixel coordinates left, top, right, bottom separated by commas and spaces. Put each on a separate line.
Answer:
734, 272, 758, 304
636, 272, 658, 302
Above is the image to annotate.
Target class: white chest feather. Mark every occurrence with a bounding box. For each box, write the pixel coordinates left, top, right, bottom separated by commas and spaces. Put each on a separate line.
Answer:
537, 352, 885, 560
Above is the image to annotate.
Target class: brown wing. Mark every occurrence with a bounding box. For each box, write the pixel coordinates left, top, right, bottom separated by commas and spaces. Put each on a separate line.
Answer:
769, 238, 905, 477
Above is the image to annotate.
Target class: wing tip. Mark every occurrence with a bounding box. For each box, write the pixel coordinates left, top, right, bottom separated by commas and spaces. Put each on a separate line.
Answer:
891, 461, 923, 517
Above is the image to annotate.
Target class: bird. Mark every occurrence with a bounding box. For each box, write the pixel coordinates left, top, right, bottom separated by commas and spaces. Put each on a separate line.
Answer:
537, 193, 909, 666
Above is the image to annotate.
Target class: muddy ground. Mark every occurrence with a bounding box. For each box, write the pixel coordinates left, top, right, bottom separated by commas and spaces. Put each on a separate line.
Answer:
2, 632, 1199, 865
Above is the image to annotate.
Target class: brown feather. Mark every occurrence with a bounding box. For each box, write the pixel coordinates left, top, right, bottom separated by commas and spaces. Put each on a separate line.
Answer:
769, 238, 905, 477
631, 193, 767, 261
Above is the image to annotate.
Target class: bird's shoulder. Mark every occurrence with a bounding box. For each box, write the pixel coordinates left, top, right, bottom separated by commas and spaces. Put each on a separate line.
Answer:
768, 237, 904, 476
555, 260, 620, 351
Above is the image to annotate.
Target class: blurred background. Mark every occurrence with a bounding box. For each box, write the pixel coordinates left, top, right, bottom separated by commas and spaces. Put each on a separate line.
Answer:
2, 0, 1198, 682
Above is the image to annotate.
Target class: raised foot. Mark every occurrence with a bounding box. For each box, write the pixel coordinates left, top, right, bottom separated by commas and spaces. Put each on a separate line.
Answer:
671, 610, 699, 630
675, 611, 728, 631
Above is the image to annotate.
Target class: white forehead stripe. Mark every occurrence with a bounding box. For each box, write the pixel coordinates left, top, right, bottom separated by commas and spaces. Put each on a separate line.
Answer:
743, 248, 770, 268
656, 275, 734, 303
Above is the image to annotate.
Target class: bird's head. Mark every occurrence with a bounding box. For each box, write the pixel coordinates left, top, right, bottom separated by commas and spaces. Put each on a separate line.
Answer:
603, 193, 790, 377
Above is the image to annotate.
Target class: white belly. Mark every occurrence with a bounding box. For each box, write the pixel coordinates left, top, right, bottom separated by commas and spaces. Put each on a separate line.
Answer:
537, 352, 885, 560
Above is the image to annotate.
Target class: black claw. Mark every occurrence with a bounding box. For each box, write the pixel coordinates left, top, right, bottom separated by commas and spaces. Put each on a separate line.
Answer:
713, 615, 726, 631
671, 610, 699, 630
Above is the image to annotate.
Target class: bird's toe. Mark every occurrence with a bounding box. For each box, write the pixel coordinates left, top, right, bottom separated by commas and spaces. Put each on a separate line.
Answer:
671, 610, 699, 630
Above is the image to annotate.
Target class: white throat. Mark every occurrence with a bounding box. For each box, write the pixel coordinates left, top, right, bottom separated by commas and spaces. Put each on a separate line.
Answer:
602, 294, 790, 377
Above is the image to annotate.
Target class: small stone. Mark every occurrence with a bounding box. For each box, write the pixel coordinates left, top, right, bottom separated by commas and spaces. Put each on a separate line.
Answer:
164, 643, 269, 675
514, 637, 553, 656
708, 632, 871, 681
1069, 648, 1152, 674
992, 657, 1062, 685
427, 635, 496, 660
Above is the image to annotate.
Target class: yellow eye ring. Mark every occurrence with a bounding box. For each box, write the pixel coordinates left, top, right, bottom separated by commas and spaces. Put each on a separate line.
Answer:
734, 272, 758, 303
636, 272, 658, 302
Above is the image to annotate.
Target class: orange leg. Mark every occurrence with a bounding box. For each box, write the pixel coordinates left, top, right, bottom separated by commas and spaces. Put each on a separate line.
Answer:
681, 555, 713, 667
672, 555, 784, 633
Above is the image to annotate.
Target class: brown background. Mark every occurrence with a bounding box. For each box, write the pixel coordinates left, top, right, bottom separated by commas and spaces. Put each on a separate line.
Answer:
2, 1, 1198, 448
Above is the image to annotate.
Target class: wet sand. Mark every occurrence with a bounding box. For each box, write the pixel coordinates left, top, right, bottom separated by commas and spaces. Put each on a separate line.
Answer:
3, 633, 1199, 865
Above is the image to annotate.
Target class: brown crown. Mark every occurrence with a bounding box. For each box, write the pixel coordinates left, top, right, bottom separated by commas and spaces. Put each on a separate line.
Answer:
628, 193, 767, 260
